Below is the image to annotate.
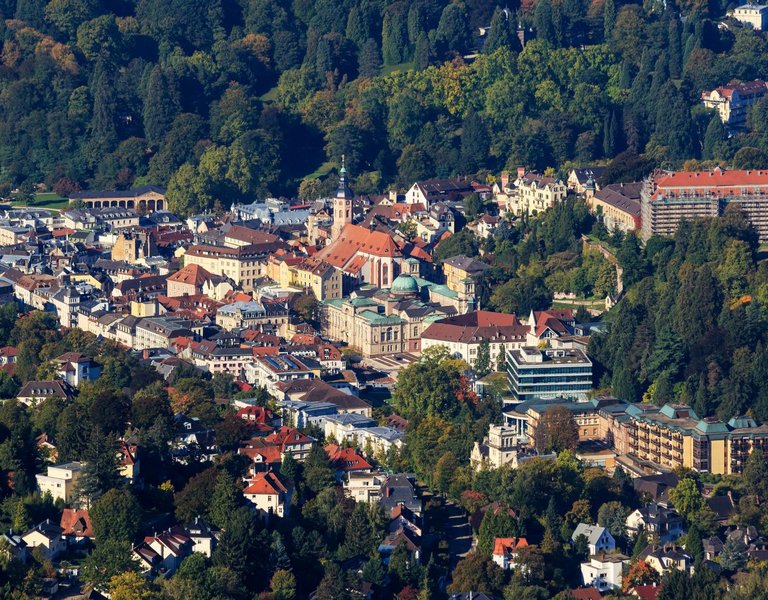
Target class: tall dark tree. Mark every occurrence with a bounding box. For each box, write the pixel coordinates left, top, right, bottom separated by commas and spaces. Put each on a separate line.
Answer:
484, 7, 517, 54
461, 112, 489, 174
75, 428, 121, 508
534, 0, 557, 45
358, 38, 382, 78
143, 66, 181, 147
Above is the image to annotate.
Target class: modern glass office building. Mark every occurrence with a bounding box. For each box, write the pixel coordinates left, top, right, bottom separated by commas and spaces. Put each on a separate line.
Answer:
506, 346, 593, 402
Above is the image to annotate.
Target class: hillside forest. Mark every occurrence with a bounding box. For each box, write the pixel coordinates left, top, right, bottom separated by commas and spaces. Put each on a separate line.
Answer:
2, 0, 768, 213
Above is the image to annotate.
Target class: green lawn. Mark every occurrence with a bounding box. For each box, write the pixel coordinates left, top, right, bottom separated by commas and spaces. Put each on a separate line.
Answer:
380, 61, 415, 76
305, 160, 336, 180
11, 193, 69, 210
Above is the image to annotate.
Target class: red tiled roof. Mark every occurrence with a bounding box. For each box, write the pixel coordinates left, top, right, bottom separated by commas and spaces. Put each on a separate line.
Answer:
631, 585, 661, 600
316, 223, 401, 269
568, 590, 602, 600
60, 508, 94, 538
651, 168, 768, 199
493, 537, 528, 556
243, 471, 290, 495
325, 444, 373, 471
237, 406, 273, 424
168, 264, 214, 286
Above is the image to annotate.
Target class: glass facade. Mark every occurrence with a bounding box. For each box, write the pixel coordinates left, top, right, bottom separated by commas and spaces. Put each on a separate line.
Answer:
507, 349, 593, 401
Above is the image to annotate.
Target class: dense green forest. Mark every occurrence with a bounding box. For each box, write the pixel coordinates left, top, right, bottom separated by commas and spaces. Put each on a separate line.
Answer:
3, 0, 768, 213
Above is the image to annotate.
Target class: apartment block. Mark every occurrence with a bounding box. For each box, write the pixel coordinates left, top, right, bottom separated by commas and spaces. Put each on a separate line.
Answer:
640, 168, 768, 242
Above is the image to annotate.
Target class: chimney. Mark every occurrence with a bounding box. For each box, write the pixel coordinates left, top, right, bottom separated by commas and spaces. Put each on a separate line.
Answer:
500, 172, 510, 189
142, 349, 150, 360
517, 166, 526, 179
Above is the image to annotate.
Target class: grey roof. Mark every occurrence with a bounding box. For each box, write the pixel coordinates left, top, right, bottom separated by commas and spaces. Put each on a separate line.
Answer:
572, 523, 610, 546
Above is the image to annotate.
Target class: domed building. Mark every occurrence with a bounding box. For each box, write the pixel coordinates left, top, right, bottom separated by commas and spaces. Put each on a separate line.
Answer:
390, 273, 419, 296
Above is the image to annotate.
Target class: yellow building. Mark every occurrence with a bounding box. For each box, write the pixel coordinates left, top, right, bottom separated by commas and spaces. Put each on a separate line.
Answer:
442, 254, 489, 296
609, 403, 768, 475
290, 259, 342, 301
180, 241, 284, 292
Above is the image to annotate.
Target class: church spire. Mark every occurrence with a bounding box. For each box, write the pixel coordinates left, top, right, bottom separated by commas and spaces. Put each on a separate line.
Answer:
336, 155, 353, 200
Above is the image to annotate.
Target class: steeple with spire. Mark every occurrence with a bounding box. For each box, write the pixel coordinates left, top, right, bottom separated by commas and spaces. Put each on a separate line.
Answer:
332, 155, 353, 240
336, 154, 353, 200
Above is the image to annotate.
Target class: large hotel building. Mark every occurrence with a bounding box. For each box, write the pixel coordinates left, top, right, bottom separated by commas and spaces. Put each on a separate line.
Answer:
640, 168, 768, 242
601, 402, 768, 475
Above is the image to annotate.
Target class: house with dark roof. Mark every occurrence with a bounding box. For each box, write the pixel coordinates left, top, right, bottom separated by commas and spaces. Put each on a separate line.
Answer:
626, 503, 685, 544
53, 352, 101, 387
21, 520, 65, 561
380, 474, 422, 516
17, 380, 73, 407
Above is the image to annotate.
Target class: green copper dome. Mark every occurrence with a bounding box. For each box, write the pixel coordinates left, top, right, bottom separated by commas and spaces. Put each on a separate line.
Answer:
391, 273, 419, 295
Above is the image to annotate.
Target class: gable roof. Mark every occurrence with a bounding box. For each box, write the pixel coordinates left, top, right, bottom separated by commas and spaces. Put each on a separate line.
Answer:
168, 264, 214, 286
315, 223, 401, 269
493, 537, 529, 556
60, 508, 94, 538
17, 380, 71, 399
572, 523, 610, 546
243, 471, 290, 495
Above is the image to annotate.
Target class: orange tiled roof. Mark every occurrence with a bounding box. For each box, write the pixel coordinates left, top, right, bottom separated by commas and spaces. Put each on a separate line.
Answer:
243, 471, 290, 495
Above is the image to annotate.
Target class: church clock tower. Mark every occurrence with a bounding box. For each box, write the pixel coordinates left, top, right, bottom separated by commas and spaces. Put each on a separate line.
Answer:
331, 156, 353, 241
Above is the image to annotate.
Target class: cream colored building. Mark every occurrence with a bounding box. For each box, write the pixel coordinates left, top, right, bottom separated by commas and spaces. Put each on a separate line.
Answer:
728, 4, 768, 30
243, 472, 292, 518
322, 275, 456, 357
514, 173, 567, 215
180, 242, 282, 292
36, 462, 82, 503
471, 424, 525, 469
344, 471, 388, 503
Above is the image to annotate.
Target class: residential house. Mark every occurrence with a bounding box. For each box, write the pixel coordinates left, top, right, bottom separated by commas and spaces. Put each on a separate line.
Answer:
344, 470, 388, 503
492, 537, 529, 570
133, 527, 193, 576
580, 554, 629, 592
167, 264, 230, 298
572, 524, 616, 555
244, 354, 315, 395
290, 258, 343, 301
442, 255, 490, 296
21, 520, 65, 560
61, 207, 140, 231
17, 380, 73, 407
471, 424, 528, 470
60, 508, 94, 544
626, 504, 685, 544
185, 518, 217, 557
380, 474, 422, 516
119, 441, 140, 484
727, 5, 768, 30
325, 443, 373, 480
216, 299, 289, 334
639, 544, 692, 576
243, 471, 293, 519
405, 177, 477, 208
514, 171, 567, 215
568, 167, 606, 194
36, 462, 82, 503
181, 241, 286, 292
52, 352, 101, 387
